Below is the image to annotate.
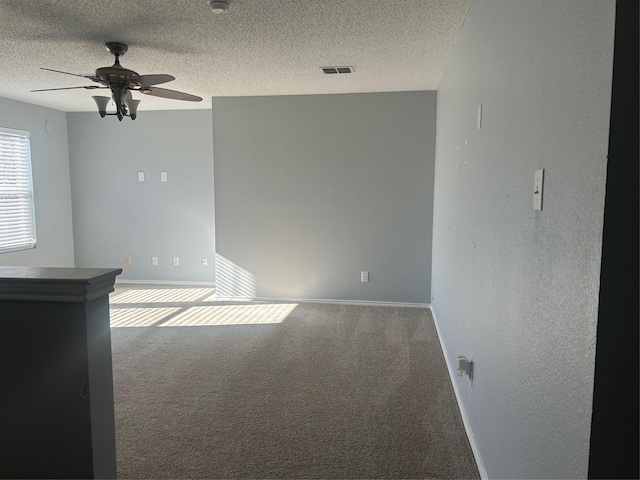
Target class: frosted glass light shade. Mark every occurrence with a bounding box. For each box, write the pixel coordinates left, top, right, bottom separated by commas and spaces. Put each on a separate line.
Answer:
125, 99, 141, 120
92, 96, 110, 117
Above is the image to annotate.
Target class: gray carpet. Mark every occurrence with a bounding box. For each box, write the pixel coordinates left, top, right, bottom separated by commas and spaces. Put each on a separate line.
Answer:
109, 286, 479, 479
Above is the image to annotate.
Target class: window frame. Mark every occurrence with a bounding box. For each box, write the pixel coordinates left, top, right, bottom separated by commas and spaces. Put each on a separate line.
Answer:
0, 126, 37, 254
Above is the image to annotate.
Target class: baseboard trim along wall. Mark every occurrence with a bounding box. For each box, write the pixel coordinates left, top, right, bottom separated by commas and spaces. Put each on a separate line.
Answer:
113, 281, 428, 308
430, 306, 488, 480
254, 297, 430, 309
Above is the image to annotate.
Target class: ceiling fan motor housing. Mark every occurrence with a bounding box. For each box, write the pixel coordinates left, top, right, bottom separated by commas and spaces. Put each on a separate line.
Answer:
97, 43, 140, 86
95, 65, 140, 85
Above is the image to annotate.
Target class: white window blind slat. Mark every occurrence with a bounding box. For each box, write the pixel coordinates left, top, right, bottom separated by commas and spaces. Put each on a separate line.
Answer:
0, 127, 36, 253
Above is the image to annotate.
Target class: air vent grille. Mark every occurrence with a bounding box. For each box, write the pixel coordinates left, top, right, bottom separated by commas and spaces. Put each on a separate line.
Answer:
321, 66, 354, 74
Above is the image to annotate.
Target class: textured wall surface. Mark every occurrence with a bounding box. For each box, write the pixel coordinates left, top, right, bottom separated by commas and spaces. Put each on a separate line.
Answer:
213, 92, 435, 303
67, 110, 215, 283
0, 97, 75, 267
431, 1, 616, 478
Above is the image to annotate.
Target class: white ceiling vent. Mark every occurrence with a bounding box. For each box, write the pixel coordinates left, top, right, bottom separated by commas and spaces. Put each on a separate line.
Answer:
321, 66, 354, 74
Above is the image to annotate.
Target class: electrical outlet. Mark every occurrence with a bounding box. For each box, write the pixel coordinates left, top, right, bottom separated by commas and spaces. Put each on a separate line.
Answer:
201, 257, 208, 267
124, 255, 131, 265
173, 256, 180, 266
152, 256, 158, 266
457, 356, 473, 384
361, 271, 369, 283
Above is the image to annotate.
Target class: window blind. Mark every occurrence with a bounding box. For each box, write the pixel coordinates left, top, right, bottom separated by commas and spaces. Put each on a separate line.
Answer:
0, 127, 36, 253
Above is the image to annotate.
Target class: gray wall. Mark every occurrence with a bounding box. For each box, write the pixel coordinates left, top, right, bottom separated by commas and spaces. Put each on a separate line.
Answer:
67, 110, 215, 283
213, 92, 435, 303
431, 1, 615, 478
0, 97, 75, 267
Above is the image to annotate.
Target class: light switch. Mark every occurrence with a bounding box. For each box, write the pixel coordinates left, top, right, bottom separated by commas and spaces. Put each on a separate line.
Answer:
161, 171, 168, 182
152, 256, 158, 266
533, 169, 544, 211
138, 171, 145, 182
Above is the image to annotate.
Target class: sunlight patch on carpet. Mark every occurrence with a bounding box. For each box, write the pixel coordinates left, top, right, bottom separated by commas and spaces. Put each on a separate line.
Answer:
111, 287, 216, 304
110, 307, 182, 328
159, 303, 298, 327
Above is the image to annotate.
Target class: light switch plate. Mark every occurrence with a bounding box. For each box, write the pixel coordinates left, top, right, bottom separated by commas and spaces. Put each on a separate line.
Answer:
173, 256, 180, 266
161, 171, 168, 182
533, 169, 544, 211
361, 271, 369, 283
137, 171, 145, 182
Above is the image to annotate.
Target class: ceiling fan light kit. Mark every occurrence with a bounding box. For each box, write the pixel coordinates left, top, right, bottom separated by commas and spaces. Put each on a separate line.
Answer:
33, 42, 202, 121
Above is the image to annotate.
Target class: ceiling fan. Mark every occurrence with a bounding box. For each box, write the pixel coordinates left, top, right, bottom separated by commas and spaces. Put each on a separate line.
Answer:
32, 42, 202, 121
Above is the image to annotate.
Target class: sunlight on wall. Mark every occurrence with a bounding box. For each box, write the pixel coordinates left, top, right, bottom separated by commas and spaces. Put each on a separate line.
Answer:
215, 253, 257, 299
159, 303, 298, 327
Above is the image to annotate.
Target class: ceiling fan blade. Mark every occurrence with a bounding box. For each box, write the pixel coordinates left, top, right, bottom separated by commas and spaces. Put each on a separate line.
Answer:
41, 67, 102, 83
31, 85, 107, 92
140, 86, 202, 102
131, 74, 175, 88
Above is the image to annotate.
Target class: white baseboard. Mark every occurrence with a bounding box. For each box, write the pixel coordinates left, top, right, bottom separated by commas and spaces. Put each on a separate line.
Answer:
255, 296, 430, 308
430, 306, 488, 480
116, 279, 216, 287
114, 281, 428, 308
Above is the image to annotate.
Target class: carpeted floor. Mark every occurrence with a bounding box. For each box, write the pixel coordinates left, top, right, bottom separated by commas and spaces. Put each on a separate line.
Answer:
109, 285, 479, 479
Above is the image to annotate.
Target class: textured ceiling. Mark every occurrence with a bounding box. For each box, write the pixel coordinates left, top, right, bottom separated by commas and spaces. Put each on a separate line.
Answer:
0, 0, 471, 112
